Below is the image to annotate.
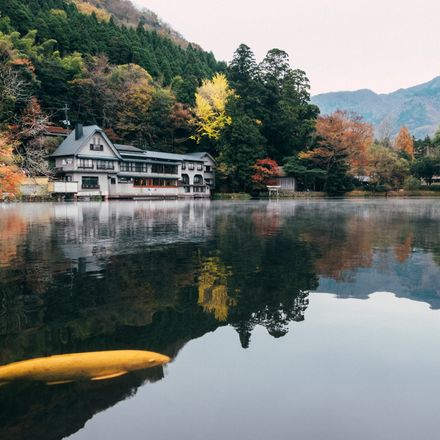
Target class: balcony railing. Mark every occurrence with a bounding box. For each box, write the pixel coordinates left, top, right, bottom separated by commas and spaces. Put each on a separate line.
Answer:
97, 165, 115, 170
81, 184, 100, 189
78, 165, 94, 169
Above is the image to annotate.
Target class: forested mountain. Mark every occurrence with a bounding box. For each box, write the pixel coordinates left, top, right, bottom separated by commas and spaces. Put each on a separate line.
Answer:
312, 76, 440, 139
0, 0, 222, 90
72, 0, 190, 47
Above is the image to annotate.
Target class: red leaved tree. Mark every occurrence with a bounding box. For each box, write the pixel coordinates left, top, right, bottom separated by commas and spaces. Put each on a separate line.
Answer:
252, 158, 280, 188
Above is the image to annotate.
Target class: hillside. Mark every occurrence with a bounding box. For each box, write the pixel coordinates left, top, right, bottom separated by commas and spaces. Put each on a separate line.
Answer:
0, 0, 222, 87
73, 0, 190, 47
312, 76, 440, 139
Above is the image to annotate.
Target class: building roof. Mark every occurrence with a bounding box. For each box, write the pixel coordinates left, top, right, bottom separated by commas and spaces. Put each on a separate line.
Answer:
44, 125, 69, 137
116, 145, 206, 162
187, 151, 216, 163
114, 144, 144, 153
51, 125, 119, 157
51, 125, 211, 163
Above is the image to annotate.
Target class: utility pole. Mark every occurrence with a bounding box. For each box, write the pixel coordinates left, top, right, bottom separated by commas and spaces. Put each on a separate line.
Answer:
60, 104, 71, 129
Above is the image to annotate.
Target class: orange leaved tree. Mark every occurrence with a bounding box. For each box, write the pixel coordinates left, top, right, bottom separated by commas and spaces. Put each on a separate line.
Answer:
394, 126, 414, 158
300, 111, 373, 193
0, 131, 23, 198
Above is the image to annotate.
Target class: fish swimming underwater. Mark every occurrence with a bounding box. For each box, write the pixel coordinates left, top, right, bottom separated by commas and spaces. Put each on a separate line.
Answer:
0, 350, 171, 385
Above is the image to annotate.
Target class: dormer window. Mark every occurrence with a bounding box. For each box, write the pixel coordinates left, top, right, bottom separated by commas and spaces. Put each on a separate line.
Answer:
90, 144, 104, 151
90, 136, 104, 151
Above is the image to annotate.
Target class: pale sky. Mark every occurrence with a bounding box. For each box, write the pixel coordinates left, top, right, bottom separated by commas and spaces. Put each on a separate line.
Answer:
135, 0, 440, 95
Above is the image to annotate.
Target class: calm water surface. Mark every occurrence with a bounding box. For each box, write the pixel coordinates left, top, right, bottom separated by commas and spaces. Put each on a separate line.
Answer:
1, 199, 440, 440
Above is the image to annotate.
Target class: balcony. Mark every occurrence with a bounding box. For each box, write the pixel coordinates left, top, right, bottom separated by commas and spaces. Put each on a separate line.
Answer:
78, 165, 94, 170
51, 181, 79, 193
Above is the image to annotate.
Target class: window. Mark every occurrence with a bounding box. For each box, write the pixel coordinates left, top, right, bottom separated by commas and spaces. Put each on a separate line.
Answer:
197, 163, 203, 171
205, 165, 212, 173
82, 176, 99, 189
110, 178, 116, 184
152, 164, 178, 174
61, 158, 73, 166
133, 178, 178, 187
193, 186, 206, 193
96, 160, 115, 170
120, 162, 147, 172
134, 163, 147, 173
184, 186, 191, 193
188, 163, 195, 170
182, 162, 186, 170
78, 159, 93, 169
118, 176, 131, 183
90, 136, 104, 151
193, 174, 203, 185
181, 174, 190, 185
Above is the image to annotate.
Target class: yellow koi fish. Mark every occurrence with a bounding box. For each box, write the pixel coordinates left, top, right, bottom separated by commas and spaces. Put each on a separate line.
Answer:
0, 350, 171, 385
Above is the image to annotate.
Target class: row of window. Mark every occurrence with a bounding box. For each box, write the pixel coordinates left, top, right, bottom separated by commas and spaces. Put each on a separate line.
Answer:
133, 178, 178, 187
182, 162, 203, 171
73, 159, 212, 174
181, 174, 204, 185
79, 176, 208, 190
120, 162, 148, 173
184, 186, 206, 193
152, 164, 178, 174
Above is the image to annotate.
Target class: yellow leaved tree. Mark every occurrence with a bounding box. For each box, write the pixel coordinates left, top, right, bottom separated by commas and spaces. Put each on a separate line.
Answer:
191, 73, 234, 143
198, 256, 236, 322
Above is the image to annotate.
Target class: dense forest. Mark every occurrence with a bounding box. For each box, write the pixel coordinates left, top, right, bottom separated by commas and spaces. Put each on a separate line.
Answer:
1, 0, 440, 196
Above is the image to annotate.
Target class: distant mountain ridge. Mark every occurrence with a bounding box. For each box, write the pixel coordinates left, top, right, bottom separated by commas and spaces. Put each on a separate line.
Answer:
312, 76, 440, 139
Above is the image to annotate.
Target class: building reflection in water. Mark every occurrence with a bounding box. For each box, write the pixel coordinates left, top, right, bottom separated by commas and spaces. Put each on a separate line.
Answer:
1, 199, 440, 439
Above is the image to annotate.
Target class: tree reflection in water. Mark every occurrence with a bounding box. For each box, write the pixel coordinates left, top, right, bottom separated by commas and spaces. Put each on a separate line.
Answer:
1, 200, 440, 439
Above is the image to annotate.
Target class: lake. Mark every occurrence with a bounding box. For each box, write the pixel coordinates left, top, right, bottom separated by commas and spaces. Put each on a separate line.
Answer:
1, 199, 440, 440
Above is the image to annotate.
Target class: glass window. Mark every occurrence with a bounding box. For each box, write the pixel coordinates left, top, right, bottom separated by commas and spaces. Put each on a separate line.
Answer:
79, 159, 93, 169
81, 176, 99, 189
96, 160, 114, 170
193, 174, 203, 184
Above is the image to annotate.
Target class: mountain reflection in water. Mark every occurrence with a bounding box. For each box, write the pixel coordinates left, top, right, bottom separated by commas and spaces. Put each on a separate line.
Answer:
1, 199, 440, 440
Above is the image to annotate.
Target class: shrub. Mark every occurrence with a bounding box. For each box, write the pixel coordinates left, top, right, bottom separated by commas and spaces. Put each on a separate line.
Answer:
403, 176, 421, 191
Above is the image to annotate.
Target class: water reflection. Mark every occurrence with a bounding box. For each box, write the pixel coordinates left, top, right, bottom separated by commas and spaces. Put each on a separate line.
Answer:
1, 199, 440, 439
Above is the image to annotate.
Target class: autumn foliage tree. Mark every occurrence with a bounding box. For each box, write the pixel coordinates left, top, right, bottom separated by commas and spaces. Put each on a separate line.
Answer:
191, 73, 235, 143
300, 111, 373, 193
0, 130, 22, 198
251, 158, 280, 189
394, 126, 414, 158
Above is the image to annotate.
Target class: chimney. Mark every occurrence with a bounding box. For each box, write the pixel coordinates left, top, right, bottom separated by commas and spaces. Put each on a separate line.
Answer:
75, 123, 83, 140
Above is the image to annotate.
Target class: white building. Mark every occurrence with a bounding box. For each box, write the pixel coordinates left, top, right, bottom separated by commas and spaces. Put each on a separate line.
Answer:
51, 124, 215, 199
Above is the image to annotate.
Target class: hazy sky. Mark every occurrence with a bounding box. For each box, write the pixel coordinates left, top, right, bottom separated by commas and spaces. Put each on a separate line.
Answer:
135, 0, 440, 95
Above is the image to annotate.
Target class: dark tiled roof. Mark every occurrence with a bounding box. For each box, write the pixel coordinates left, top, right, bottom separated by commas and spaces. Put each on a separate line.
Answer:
51, 125, 103, 157
114, 144, 144, 153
